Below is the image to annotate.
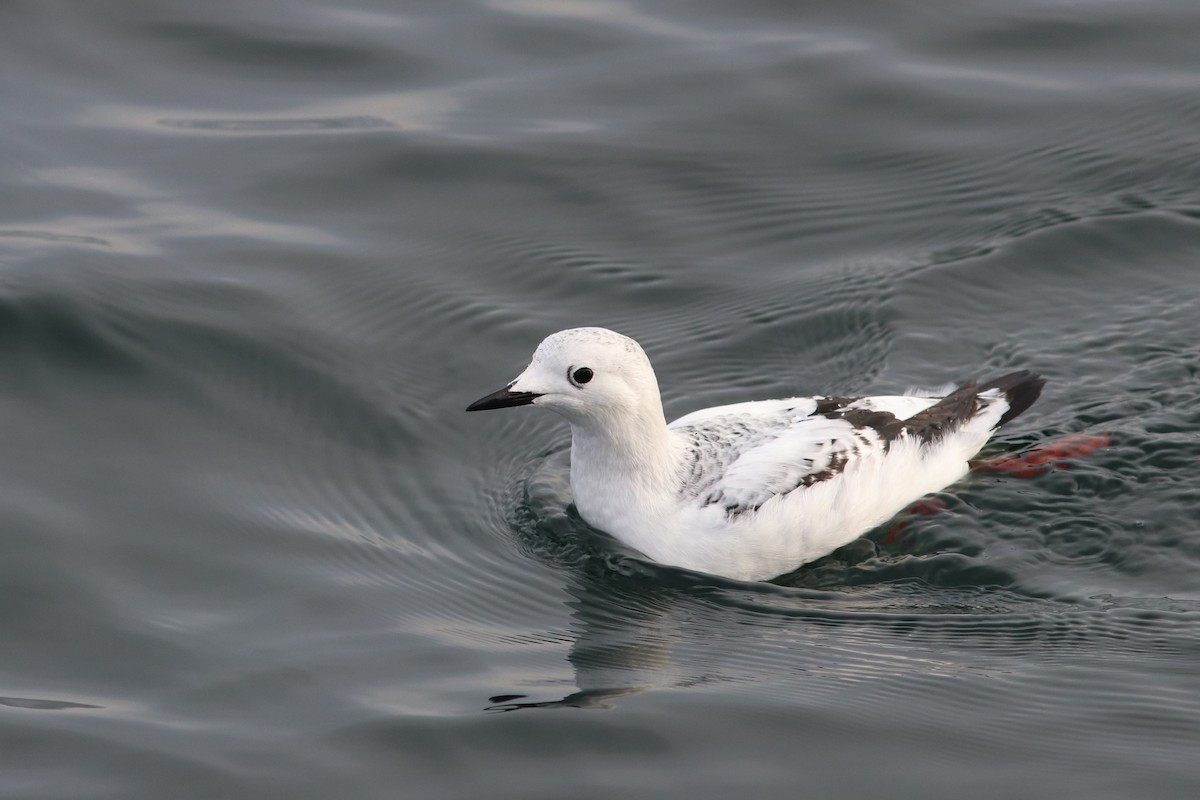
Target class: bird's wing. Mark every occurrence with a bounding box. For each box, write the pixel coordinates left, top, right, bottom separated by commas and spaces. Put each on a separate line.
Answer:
669, 394, 942, 516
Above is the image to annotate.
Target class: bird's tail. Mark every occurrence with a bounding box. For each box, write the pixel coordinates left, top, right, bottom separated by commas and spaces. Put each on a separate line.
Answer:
978, 370, 1045, 427
903, 370, 1045, 443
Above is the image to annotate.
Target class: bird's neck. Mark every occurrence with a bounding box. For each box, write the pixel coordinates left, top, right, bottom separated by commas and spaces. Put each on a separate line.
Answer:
568, 405, 683, 521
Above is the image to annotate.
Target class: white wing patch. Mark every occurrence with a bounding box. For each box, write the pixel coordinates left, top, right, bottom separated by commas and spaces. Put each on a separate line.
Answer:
669, 397, 819, 428
840, 394, 944, 421
703, 416, 882, 513
669, 395, 936, 516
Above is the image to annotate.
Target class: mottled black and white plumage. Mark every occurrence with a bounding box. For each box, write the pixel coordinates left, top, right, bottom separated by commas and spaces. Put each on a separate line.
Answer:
468, 328, 1044, 581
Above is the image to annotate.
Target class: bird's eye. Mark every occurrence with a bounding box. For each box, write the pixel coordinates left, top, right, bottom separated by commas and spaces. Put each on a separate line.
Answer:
570, 367, 594, 385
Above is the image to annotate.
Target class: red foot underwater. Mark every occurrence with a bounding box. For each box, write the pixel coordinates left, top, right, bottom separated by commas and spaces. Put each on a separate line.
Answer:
884, 432, 1111, 544
970, 432, 1112, 478
885, 497, 946, 544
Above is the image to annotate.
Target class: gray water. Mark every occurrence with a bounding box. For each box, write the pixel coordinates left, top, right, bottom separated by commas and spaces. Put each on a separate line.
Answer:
2, 2, 1199, 798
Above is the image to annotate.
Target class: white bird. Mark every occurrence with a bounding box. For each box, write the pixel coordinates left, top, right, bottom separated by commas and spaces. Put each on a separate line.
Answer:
467, 327, 1044, 582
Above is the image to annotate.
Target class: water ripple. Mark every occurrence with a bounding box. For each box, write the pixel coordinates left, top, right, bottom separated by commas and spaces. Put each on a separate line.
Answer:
157, 116, 394, 133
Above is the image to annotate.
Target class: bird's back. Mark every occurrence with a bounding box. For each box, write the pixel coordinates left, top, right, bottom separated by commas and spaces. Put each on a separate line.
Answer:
652, 373, 1044, 579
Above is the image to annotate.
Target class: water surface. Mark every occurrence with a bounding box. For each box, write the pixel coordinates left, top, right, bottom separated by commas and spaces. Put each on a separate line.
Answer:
2, 1, 1199, 798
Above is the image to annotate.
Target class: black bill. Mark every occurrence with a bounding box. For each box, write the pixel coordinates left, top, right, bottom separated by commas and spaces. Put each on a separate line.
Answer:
466, 386, 542, 412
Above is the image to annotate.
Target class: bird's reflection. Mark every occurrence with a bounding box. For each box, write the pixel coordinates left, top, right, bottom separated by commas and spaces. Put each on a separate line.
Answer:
486, 559, 699, 712
483, 519, 1059, 713
486, 453, 1002, 713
